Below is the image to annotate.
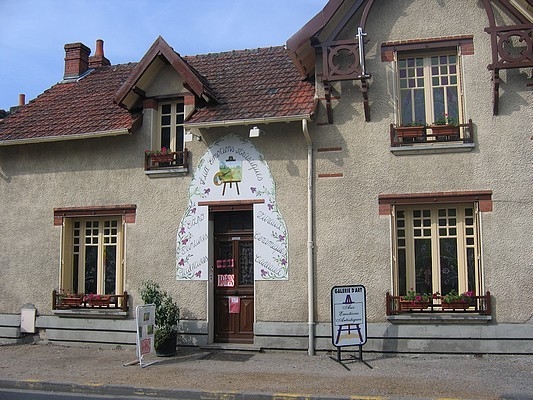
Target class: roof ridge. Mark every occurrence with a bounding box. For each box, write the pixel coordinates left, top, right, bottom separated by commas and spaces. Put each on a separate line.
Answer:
184, 45, 286, 59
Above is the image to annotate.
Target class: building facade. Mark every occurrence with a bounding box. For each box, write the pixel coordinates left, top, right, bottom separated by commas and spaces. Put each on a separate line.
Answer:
1, 0, 532, 354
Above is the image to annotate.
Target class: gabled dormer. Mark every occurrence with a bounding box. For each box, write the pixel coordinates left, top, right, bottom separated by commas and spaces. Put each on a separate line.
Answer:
115, 36, 218, 176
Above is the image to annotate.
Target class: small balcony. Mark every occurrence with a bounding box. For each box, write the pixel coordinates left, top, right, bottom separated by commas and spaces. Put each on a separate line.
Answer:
390, 119, 474, 148
386, 291, 491, 316
144, 149, 189, 177
52, 290, 129, 312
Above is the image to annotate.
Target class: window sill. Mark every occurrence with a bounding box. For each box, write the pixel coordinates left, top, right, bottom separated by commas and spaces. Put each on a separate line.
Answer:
144, 166, 188, 178
390, 142, 475, 155
53, 309, 129, 319
387, 314, 491, 324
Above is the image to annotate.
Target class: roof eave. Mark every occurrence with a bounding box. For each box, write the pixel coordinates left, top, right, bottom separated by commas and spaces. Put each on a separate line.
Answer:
114, 36, 216, 110
184, 114, 314, 129
286, 0, 345, 78
0, 128, 132, 146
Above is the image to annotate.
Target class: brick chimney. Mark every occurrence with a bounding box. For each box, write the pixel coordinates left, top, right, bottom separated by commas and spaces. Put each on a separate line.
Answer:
64, 42, 91, 80
89, 39, 111, 68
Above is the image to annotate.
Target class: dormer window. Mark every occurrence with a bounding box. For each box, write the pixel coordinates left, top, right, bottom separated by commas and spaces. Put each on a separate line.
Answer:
159, 101, 185, 153
144, 98, 189, 175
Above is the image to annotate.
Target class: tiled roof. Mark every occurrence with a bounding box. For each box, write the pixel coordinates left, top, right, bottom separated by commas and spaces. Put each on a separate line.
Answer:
0, 45, 315, 143
0, 64, 140, 142
185, 46, 315, 125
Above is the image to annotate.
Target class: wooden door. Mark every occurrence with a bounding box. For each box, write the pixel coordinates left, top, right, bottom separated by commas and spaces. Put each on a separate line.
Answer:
213, 211, 254, 343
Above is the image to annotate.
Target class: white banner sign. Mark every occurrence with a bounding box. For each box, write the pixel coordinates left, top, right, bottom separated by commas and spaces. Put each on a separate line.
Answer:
176, 134, 288, 281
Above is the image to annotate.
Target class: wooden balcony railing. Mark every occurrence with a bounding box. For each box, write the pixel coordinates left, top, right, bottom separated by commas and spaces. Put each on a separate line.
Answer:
52, 290, 129, 312
386, 291, 491, 316
390, 119, 474, 147
144, 149, 188, 171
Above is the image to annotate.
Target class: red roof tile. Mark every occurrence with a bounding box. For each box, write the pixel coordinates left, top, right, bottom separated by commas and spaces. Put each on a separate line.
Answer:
185, 46, 315, 124
0, 64, 140, 142
0, 45, 315, 143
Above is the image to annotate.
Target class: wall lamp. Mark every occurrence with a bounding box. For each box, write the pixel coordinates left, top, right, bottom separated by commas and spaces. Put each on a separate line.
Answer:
184, 131, 202, 142
249, 126, 263, 138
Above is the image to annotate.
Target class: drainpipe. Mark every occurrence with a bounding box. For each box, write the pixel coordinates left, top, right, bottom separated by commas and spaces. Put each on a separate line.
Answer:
302, 119, 315, 356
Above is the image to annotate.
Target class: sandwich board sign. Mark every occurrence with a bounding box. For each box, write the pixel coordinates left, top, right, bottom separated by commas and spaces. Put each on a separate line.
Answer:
124, 304, 159, 368
331, 285, 367, 362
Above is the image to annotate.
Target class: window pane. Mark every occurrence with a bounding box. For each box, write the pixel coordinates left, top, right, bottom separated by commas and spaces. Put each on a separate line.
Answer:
415, 238, 432, 294
413, 89, 426, 123
398, 248, 406, 296
467, 247, 475, 292
161, 115, 171, 126
161, 127, 171, 149
440, 238, 458, 294
239, 241, 254, 286
104, 245, 116, 294
446, 86, 459, 118
433, 87, 445, 119
161, 104, 171, 114
84, 246, 98, 294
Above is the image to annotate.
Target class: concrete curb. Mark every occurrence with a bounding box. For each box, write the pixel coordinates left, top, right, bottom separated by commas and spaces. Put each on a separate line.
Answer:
0, 378, 471, 400
0, 378, 394, 400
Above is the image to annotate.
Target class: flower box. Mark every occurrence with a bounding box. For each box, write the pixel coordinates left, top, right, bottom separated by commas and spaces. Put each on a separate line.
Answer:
59, 294, 84, 308
399, 300, 430, 311
430, 125, 460, 140
396, 126, 426, 139
85, 294, 112, 307
441, 301, 469, 310
150, 154, 175, 163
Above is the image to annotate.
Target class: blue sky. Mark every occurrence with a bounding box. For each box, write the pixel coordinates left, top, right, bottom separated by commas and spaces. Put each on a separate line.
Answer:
0, 0, 326, 111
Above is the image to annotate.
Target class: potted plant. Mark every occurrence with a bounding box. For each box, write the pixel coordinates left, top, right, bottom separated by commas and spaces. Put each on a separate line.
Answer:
145, 147, 175, 164
430, 114, 460, 139
395, 121, 426, 142
139, 280, 180, 356
84, 293, 112, 307
55, 290, 84, 308
440, 289, 474, 310
399, 288, 432, 310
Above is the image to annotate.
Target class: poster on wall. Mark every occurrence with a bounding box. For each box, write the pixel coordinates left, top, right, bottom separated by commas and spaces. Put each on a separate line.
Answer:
176, 134, 288, 281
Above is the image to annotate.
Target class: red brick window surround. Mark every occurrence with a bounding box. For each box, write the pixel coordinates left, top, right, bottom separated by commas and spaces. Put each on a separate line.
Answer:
378, 191, 492, 216
381, 36, 474, 62
53, 205, 137, 226
381, 190, 491, 300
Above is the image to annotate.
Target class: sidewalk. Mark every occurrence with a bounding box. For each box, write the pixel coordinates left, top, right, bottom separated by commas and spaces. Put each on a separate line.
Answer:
0, 343, 532, 399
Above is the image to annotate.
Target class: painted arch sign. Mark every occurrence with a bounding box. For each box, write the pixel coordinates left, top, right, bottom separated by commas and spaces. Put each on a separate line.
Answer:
176, 134, 288, 281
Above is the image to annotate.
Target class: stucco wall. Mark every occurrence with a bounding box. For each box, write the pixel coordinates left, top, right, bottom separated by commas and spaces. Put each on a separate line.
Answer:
310, 0, 533, 324
0, 0, 531, 345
